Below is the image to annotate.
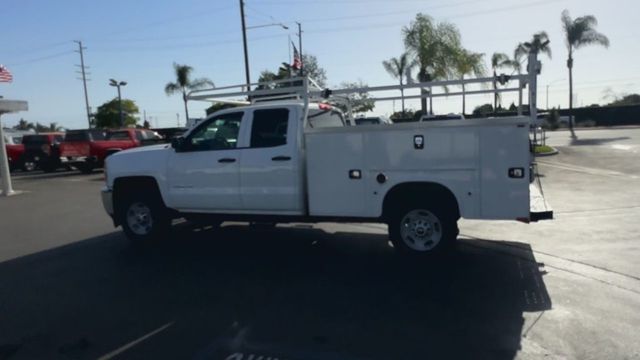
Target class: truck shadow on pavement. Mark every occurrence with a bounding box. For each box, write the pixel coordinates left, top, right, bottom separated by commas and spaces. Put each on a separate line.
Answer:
0, 224, 551, 360
569, 136, 630, 146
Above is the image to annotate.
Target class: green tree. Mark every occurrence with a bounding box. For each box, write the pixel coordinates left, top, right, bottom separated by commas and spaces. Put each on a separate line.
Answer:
382, 52, 414, 114
301, 54, 327, 87
94, 98, 140, 128
336, 81, 375, 115
13, 118, 34, 131
403, 13, 462, 114
561, 9, 609, 136
607, 94, 640, 106
472, 103, 494, 116
205, 103, 239, 116
455, 49, 487, 115
165, 63, 214, 123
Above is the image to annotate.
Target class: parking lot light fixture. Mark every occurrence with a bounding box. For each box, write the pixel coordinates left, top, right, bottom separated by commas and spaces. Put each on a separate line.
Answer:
109, 79, 127, 128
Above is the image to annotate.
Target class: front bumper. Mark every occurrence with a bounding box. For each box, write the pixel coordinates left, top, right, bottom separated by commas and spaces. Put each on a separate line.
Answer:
101, 187, 114, 216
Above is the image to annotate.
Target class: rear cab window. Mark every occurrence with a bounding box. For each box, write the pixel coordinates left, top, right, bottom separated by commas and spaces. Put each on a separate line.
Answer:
250, 108, 289, 148
64, 130, 107, 142
106, 131, 132, 140
308, 106, 346, 128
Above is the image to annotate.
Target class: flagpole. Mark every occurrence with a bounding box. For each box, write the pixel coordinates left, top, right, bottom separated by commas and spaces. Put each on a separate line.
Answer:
288, 35, 292, 67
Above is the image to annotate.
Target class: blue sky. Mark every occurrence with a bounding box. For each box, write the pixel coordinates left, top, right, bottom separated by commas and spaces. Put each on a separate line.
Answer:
1, 0, 637, 129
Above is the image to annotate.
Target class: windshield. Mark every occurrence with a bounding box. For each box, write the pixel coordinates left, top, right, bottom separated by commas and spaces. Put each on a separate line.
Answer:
22, 135, 49, 145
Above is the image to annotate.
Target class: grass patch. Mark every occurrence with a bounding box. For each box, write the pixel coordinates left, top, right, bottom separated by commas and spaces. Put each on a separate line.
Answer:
534, 145, 555, 154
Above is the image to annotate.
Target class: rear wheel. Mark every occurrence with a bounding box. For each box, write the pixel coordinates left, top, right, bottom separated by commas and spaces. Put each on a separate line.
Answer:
40, 161, 58, 173
119, 191, 171, 245
388, 199, 458, 256
76, 162, 94, 174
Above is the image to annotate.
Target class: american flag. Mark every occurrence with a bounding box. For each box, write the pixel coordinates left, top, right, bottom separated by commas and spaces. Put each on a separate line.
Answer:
0, 65, 13, 83
291, 42, 302, 70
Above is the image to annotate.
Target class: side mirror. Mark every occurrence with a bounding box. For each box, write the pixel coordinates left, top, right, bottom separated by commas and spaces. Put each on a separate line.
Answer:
171, 136, 185, 152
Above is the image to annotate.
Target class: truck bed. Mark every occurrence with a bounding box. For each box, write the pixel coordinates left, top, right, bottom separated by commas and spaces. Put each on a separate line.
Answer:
304, 117, 533, 221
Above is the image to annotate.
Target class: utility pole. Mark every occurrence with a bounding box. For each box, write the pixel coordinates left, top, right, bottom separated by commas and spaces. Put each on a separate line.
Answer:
74, 40, 92, 128
239, 0, 251, 91
176, 113, 180, 127
296, 22, 303, 75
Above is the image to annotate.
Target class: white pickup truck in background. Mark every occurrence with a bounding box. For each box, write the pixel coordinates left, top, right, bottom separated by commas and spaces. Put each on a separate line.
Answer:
101, 54, 552, 256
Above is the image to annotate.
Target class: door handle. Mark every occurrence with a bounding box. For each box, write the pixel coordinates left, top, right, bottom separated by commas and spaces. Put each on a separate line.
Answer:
271, 156, 291, 161
218, 158, 236, 163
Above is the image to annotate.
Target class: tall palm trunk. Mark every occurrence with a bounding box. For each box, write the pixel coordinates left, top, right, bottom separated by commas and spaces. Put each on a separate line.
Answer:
182, 90, 189, 124
462, 76, 466, 115
418, 67, 428, 115
400, 79, 406, 114
429, 88, 433, 115
567, 51, 575, 137
493, 69, 498, 113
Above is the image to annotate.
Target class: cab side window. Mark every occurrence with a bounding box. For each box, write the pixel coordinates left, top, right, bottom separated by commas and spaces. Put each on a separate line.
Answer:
250, 108, 289, 148
187, 112, 243, 151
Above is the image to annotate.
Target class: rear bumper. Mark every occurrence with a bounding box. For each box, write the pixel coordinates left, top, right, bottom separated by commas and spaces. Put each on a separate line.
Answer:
61, 156, 98, 163
101, 187, 114, 216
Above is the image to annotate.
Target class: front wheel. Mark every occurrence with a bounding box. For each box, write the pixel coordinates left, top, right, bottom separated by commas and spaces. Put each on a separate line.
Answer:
22, 158, 36, 172
388, 203, 458, 256
119, 193, 171, 245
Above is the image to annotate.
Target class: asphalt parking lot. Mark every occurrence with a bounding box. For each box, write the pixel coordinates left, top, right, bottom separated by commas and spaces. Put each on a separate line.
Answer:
1, 128, 639, 360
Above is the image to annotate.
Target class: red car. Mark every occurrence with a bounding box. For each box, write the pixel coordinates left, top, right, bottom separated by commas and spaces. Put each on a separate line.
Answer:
6, 143, 25, 172
21, 133, 65, 172
60, 128, 161, 173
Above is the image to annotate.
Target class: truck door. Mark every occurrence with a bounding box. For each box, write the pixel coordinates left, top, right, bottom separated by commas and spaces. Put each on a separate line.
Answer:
239, 107, 304, 214
166, 111, 245, 211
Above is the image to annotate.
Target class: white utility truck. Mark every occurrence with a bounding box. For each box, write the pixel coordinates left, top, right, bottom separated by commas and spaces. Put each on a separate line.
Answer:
101, 53, 552, 255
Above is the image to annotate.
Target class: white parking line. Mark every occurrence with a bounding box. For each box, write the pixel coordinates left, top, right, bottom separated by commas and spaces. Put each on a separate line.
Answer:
96, 322, 174, 360
537, 160, 639, 179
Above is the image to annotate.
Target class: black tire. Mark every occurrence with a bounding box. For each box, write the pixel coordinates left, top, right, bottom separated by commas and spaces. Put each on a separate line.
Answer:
76, 162, 94, 174
119, 191, 171, 245
40, 161, 57, 173
21, 157, 36, 172
388, 198, 458, 256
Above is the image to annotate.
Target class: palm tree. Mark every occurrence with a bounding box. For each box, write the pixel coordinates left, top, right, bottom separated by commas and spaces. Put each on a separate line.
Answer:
561, 9, 609, 136
491, 52, 512, 111
515, 31, 552, 62
382, 52, 414, 114
455, 50, 487, 115
403, 14, 462, 114
165, 63, 214, 123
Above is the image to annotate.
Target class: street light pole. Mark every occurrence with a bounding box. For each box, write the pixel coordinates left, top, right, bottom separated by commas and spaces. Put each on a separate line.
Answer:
239, 0, 251, 91
546, 78, 565, 110
296, 22, 303, 75
117, 85, 123, 127
109, 79, 127, 127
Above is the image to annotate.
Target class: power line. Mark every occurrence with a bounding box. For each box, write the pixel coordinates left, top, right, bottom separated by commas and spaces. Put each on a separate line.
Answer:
7, 51, 75, 67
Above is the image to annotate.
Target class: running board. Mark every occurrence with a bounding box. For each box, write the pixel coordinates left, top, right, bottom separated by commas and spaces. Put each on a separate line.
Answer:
530, 183, 553, 221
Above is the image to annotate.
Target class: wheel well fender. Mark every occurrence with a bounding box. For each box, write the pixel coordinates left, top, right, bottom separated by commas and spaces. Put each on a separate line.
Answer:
382, 182, 461, 220
112, 176, 165, 225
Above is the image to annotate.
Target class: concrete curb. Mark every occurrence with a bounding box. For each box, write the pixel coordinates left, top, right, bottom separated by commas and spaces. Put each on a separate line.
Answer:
535, 146, 559, 157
